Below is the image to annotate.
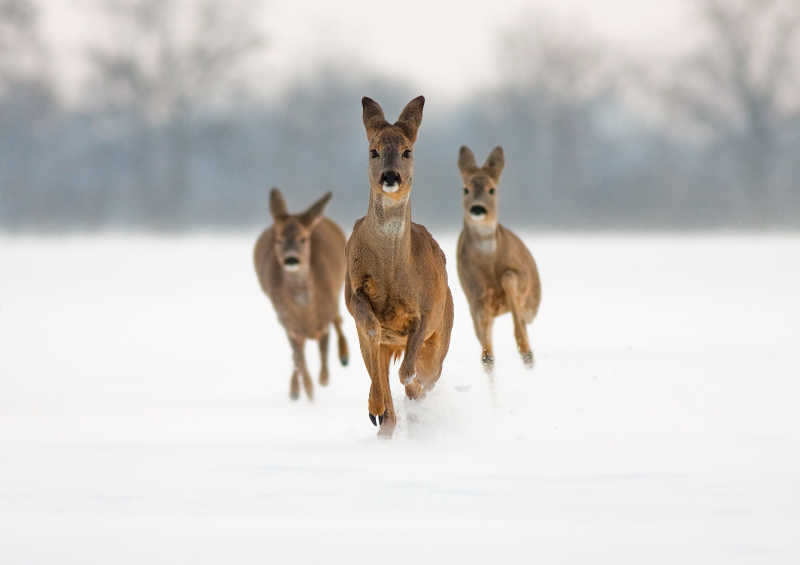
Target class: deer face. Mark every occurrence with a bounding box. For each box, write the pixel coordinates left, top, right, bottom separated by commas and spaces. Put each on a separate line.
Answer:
273, 218, 312, 272
458, 145, 505, 229
362, 96, 424, 204
269, 188, 332, 273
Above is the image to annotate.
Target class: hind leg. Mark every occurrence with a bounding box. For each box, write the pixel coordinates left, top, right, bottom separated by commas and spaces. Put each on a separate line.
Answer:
333, 315, 349, 366
318, 330, 330, 386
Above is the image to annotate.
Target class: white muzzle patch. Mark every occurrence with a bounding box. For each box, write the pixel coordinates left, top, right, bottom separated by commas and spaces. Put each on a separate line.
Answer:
382, 182, 400, 193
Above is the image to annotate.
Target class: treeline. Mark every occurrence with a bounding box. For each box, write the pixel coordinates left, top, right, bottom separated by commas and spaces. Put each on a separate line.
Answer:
1, 0, 799, 231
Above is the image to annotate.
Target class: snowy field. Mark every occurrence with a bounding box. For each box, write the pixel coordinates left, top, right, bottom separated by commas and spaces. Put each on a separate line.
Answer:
1, 232, 799, 564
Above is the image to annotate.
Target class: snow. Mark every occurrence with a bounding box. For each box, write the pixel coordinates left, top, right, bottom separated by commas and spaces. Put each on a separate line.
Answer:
1, 232, 799, 563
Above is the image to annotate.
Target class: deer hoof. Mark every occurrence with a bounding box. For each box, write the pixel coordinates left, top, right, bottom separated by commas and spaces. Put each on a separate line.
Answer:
369, 411, 387, 427
521, 351, 534, 369
340, 355, 349, 366
481, 352, 495, 373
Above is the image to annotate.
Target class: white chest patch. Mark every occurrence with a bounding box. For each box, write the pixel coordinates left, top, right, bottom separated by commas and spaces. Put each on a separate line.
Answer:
475, 237, 497, 254
381, 217, 405, 237
292, 287, 310, 306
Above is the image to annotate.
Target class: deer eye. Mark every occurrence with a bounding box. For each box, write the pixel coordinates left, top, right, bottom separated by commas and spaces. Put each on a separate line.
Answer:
489, 188, 495, 195
463, 187, 469, 195
370, 149, 379, 159
402, 149, 411, 159
299, 237, 307, 244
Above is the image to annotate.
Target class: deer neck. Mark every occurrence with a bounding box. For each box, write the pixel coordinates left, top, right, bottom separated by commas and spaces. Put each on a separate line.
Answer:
464, 218, 498, 254
365, 190, 412, 262
281, 265, 313, 307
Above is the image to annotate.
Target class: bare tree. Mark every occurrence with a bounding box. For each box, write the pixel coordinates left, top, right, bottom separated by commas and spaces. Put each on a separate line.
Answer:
663, 0, 800, 221
87, 0, 264, 225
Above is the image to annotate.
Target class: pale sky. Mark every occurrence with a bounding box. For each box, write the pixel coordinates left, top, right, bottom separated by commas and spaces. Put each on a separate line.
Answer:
43, 0, 695, 104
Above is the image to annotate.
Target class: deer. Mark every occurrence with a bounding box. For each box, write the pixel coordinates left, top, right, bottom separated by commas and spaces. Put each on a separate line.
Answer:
456, 145, 541, 374
345, 95, 454, 437
253, 188, 349, 401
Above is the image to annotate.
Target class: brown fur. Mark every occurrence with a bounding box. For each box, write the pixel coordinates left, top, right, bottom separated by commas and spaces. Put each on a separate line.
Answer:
456, 145, 541, 372
254, 188, 349, 400
345, 96, 454, 437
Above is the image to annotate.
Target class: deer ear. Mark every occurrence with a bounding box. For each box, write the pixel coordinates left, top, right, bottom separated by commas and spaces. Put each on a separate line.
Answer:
395, 95, 425, 142
299, 191, 332, 228
484, 146, 505, 181
362, 97, 387, 140
269, 187, 288, 221
458, 145, 478, 175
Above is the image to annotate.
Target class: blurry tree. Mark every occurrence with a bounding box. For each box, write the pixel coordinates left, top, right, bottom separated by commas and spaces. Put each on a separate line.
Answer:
664, 0, 800, 222
0, 0, 56, 228
487, 21, 619, 223
87, 0, 264, 226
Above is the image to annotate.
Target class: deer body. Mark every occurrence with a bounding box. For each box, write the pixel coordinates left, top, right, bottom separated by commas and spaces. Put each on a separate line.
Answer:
254, 189, 349, 400
456, 146, 541, 372
345, 96, 454, 436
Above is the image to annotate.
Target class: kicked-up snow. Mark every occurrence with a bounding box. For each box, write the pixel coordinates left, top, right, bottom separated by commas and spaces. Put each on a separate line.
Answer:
0, 232, 798, 563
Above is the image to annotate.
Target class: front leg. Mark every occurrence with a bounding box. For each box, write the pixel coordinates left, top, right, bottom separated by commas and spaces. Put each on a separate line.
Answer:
470, 304, 495, 374
288, 333, 314, 400
399, 316, 427, 396
501, 270, 533, 368
348, 286, 380, 340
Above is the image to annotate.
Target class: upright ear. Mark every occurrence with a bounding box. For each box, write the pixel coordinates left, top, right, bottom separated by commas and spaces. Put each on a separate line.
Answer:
458, 145, 478, 178
362, 97, 388, 141
395, 95, 425, 142
483, 146, 505, 181
299, 191, 332, 228
269, 187, 288, 221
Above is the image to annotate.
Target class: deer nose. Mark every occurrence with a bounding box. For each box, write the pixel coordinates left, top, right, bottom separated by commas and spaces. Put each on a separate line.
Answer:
380, 171, 402, 188
283, 256, 300, 269
469, 204, 488, 219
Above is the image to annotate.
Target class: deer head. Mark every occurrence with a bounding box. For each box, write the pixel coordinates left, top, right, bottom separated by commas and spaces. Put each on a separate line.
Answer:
269, 188, 332, 272
362, 96, 424, 205
458, 145, 504, 229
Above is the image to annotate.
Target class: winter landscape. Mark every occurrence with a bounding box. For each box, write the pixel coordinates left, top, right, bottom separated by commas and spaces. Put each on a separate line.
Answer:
1, 232, 798, 563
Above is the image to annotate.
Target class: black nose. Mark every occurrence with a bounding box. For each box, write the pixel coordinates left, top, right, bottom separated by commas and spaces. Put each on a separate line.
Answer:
284, 257, 300, 266
470, 205, 487, 216
380, 171, 401, 185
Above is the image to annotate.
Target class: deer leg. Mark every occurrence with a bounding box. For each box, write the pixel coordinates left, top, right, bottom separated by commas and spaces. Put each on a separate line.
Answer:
378, 345, 396, 437
349, 288, 380, 340
471, 304, 495, 374
318, 330, 330, 386
289, 368, 300, 400
501, 271, 533, 368
407, 291, 453, 397
398, 317, 426, 387
289, 334, 314, 400
333, 315, 349, 366
357, 327, 385, 428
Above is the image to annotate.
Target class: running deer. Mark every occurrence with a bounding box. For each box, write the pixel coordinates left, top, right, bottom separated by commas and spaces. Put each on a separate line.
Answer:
254, 189, 349, 400
345, 95, 454, 436
456, 145, 541, 373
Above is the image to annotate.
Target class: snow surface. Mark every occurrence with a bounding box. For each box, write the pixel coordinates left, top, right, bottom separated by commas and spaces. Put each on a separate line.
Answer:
1, 233, 799, 563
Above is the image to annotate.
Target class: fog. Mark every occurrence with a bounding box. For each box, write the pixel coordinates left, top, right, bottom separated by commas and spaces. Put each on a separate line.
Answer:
2, 0, 799, 231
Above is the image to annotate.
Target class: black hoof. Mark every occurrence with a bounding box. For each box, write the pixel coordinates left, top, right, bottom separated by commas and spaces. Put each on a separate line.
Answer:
369, 412, 386, 427
340, 356, 348, 367
522, 351, 534, 369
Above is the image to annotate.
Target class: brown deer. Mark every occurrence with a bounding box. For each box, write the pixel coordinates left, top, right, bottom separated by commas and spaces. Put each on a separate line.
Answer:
254, 188, 349, 400
456, 145, 541, 373
345, 95, 454, 437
